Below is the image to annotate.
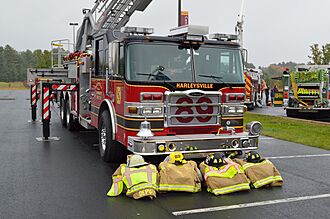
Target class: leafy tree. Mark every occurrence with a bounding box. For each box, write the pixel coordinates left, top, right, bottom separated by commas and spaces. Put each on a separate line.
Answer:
308, 43, 330, 65
0, 45, 52, 82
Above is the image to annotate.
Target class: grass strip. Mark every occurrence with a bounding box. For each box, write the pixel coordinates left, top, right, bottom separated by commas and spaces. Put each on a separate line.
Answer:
244, 112, 330, 150
0, 82, 28, 90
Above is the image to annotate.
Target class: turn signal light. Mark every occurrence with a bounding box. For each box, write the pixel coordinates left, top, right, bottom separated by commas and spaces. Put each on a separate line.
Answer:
237, 94, 245, 101
142, 93, 152, 100
225, 93, 245, 102
141, 92, 163, 102
153, 94, 163, 101
228, 94, 236, 101
127, 106, 138, 114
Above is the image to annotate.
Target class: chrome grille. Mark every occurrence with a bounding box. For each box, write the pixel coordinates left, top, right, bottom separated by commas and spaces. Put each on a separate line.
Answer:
165, 90, 222, 127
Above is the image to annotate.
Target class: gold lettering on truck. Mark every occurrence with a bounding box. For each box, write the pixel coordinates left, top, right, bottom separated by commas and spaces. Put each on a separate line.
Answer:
176, 83, 214, 89
116, 87, 122, 104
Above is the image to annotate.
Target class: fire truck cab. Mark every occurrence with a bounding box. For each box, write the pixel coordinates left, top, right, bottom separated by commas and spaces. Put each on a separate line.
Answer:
60, 25, 261, 162
28, 0, 262, 163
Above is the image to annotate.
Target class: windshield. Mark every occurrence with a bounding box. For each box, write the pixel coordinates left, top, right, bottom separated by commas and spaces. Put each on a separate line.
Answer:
194, 46, 243, 83
126, 43, 243, 83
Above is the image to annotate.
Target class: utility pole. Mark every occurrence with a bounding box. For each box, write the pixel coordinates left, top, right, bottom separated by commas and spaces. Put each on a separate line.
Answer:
178, 0, 181, 26
69, 22, 79, 51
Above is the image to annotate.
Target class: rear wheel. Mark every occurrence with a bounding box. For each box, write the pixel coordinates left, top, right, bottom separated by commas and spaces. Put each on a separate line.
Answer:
66, 99, 76, 131
60, 97, 67, 127
98, 110, 126, 163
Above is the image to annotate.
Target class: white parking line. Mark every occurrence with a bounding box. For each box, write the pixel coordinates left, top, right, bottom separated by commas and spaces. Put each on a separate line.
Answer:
259, 137, 275, 140
172, 193, 330, 216
266, 154, 330, 159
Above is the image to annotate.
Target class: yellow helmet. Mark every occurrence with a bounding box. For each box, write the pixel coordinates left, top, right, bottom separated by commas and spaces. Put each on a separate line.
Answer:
169, 152, 187, 164
127, 155, 148, 168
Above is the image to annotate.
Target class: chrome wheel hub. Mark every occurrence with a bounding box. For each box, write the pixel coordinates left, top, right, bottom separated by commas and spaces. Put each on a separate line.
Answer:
100, 128, 107, 152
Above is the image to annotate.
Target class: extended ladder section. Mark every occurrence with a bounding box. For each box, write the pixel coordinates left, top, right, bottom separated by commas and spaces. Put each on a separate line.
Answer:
92, 0, 152, 30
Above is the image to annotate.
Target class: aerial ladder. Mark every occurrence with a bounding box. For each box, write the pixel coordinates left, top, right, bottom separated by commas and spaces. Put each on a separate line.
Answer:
235, 0, 245, 49
29, 0, 153, 140
235, 0, 262, 109
76, 0, 152, 51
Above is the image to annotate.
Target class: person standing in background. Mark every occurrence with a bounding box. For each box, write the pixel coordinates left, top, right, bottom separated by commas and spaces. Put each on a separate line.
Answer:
265, 85, 270, 106
271, 85, 278, 105
261, 79, 267, 105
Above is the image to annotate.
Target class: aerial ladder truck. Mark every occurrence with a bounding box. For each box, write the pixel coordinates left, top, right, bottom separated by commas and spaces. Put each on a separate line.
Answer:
28, 0, 262, 163
235, 0, 263, 110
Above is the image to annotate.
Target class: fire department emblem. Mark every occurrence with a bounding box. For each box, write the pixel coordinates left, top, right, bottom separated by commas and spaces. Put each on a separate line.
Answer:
116, 87, 122, 104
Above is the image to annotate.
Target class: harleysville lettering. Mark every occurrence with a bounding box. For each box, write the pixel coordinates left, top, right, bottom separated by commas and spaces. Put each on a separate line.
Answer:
175, 83, 214, 89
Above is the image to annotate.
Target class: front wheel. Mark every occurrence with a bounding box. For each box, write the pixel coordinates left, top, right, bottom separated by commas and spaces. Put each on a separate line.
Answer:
98, 110, 126, 163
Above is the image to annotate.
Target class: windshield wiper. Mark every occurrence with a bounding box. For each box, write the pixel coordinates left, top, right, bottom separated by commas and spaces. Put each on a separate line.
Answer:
198, 74, 233, 89
136, 65, 165, 80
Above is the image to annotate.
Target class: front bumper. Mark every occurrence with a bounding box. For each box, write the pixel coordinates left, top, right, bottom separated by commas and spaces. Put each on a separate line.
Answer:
128, 132, 259, 157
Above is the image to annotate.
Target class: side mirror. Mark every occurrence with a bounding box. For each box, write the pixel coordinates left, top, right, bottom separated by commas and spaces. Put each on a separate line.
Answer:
242, 49, 248, 66
109, 41, 119, 75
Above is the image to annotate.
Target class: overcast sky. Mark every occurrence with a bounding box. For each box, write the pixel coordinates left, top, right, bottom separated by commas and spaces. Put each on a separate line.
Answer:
1, 0, 330, 67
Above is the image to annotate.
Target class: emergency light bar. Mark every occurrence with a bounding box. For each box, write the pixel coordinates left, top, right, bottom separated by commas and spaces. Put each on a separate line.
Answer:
210, 33, 238, 42
169, 25, 209, 42
121, 26, 154, 35
169, 25, 209, 36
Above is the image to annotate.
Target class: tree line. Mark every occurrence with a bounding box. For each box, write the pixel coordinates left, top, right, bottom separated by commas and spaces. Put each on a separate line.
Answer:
0, 43, 327, 82
0, 45, 51, 82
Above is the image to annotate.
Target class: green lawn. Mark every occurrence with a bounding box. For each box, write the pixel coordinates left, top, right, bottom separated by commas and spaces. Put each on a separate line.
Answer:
0, 82, 28, 90
244, 112, 330, 150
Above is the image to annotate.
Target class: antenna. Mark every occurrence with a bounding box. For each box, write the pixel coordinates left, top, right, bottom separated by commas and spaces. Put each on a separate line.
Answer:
235, 0, 245, 48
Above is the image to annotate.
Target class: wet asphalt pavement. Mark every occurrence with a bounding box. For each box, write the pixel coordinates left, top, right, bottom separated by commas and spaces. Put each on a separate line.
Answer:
1, 90, 330, 219
250, 105, 287, 117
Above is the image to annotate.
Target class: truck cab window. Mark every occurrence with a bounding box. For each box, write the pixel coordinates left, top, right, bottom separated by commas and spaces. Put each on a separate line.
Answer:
126, 43, 193, 82
95, 39, 104, 76
119, 45, 125, 77
194, 47, 243, 83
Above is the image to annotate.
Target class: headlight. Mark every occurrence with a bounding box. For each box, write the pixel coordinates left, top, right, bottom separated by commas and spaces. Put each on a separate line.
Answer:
236, 106, 245, 113
224, 105, 245, 114
152, 107, 162, 114
246, 121, 262, 136
228, 106, 236, 113
142, 108, 153, 114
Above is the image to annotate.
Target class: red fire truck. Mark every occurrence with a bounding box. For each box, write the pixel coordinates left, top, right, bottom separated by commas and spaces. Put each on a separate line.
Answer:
244, 68, 263, 110
27, 0, 262, 162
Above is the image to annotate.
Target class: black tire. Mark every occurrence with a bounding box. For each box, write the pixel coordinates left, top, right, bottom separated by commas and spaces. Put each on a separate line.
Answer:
247, 103, 254, 111
66, 99, 76, 131
60, 97, 67, 127
98, 110, 126, 163
31, 105, 37, 121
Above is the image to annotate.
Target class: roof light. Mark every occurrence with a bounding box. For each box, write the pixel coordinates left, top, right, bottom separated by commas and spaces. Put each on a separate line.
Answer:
210, 33, 238, 41
121, 26, 154, 35
169, 25, 209, 37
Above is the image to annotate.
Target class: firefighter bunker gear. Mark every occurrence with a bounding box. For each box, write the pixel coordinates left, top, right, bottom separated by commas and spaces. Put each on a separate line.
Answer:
234, 151, 283, 189
107, 155, 159, 199
199, 153, 250, 195
158, 152, 202, 193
